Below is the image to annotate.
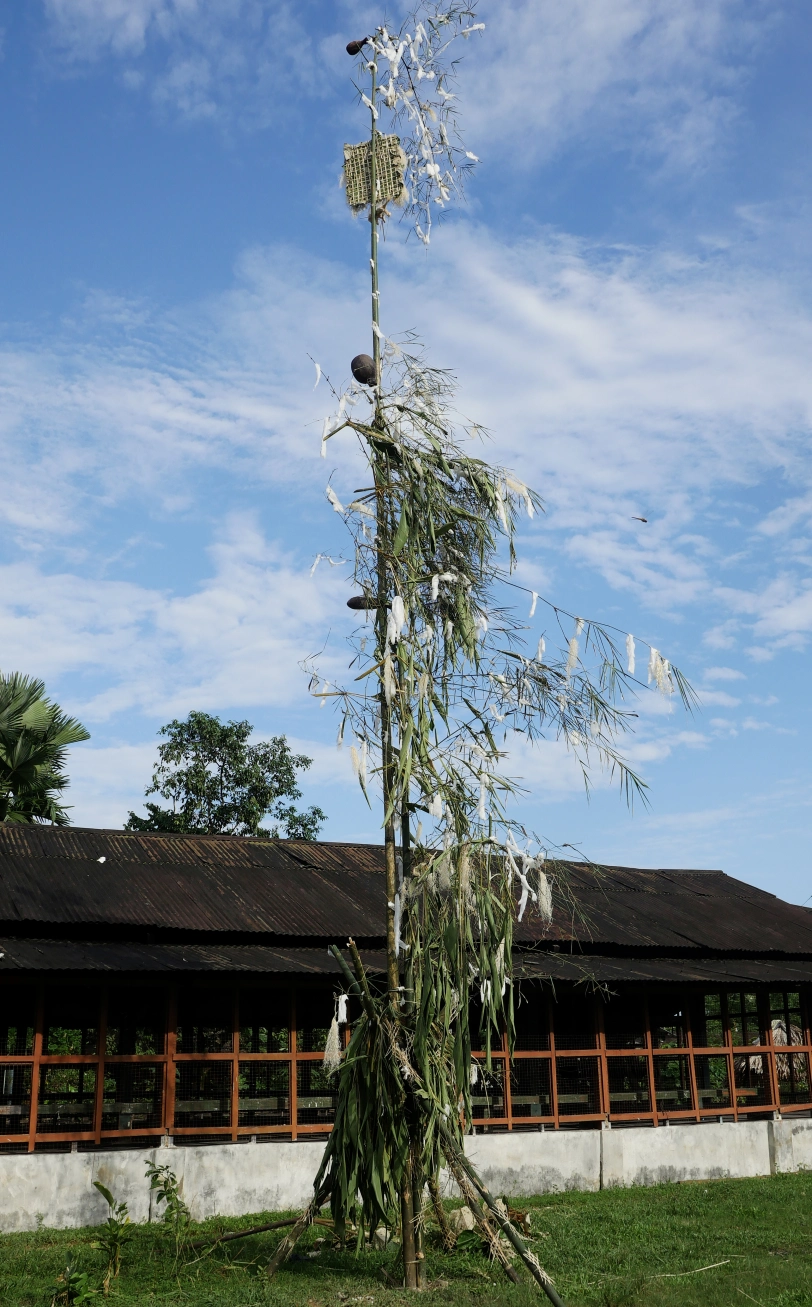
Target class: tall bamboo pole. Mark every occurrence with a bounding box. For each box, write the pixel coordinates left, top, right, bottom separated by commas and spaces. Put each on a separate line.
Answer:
366, 48, 419, 1289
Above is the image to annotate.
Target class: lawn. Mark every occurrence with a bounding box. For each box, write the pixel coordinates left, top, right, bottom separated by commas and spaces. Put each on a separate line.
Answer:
1, 1171, 810, 1307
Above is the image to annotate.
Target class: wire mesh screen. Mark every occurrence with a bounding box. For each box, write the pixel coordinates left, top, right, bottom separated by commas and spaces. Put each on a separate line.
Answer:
777, 1052, 811, 1105
107, 988, 166, 1056
510, 1058, 552, 1119
691, 993, 725, 1048
176, 988, 232, 1053
343, 135, 406, 209
102, 1064, 162, 1131
514, 985, 550, 1051
174, 1063, 231, 1128
0, 1064, 31, 1134
240, 989, 290, 1053
551, 996, 597, 1050
471, 1059, 506, 1120
555, 1057, 601, 1116
603, 998, 646, 1049
0, 988, 35, 1055
43, 987, 99, 1055
296, 989, 333, 1053
693, 1055, 731, 1110
297, 1061, 338, 1126
653, 1054, 693, 1112
238, 1061, 291, 1127
649, 997, 689, 1049
733, 1051, 770, 1107
38, 1065, 97, 1133
606, 1056, 651, 1114
726, 992, 762, 1047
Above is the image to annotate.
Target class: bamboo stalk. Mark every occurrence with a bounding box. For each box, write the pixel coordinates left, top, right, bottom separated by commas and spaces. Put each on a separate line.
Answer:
439, 1141, 520, 1284
428, 1173, 455, 1251
265, 1184, 331, 1279
438, 1122, 566, 1307
191, 1216, 336, 1252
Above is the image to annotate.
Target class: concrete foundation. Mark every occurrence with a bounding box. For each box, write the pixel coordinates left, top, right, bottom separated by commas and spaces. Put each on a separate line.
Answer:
2, 1119, 811, 1233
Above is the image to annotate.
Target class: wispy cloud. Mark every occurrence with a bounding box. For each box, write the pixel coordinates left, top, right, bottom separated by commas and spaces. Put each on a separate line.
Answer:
42, 0, 772, 173
0, 513, 351, 720
468, 0, 771, 171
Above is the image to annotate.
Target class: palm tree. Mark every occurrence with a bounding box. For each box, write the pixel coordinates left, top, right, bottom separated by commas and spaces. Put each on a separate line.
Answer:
0, 672, 90, 825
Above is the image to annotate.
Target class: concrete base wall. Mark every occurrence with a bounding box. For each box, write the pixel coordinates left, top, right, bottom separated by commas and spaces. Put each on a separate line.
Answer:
2, 1119, 811, 1233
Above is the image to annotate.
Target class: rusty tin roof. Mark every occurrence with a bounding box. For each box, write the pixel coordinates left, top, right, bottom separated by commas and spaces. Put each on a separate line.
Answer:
0, 824, 810, 959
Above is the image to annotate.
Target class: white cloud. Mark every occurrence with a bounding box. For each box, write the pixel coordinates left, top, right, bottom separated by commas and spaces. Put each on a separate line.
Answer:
5, 217, 812, 654
41, 0, 772, 172
43, 0, 338, 125
703, 665, 746, 681
464, 0, 768, 171
0, 513, 353, 721
697, 689, 741, 707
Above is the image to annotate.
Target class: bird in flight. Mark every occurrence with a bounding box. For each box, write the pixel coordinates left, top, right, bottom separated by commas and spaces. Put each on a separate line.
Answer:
631, 516, 648, 523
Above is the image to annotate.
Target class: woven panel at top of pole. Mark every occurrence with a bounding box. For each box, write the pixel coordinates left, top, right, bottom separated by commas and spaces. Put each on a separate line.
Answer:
343, 135, 407, 210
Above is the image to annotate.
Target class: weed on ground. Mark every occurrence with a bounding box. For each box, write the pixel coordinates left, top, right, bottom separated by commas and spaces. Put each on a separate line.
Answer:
0, 1171, 810, 1306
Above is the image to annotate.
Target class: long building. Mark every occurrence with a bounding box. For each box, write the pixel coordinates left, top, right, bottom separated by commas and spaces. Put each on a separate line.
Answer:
1, 823, 812, 1155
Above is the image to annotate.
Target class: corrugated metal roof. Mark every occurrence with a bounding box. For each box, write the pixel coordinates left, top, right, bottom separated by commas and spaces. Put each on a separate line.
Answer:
1, 939, 809, 985
0, 938, 386, 975
515, 953, 812, 986
1, 825, 811, 956
0, 827, 385, 939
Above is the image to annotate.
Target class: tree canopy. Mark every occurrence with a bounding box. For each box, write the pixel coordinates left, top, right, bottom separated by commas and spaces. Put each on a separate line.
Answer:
0, 672, 90, 825
124, 711, 326, 839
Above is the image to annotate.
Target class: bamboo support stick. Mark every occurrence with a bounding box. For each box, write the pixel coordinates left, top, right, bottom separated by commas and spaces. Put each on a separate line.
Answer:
438, 1122, 566, 1307
439, 1141, 520, 1284
265, 1184, 332, 1279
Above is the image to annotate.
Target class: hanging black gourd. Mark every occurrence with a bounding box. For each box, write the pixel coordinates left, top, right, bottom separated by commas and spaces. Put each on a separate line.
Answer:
346, 38, 369, 55
347, 595, 378, 610
351, 354, 377, 385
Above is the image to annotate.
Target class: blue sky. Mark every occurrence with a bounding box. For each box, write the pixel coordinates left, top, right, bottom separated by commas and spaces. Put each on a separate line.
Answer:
2, 1, 812, 904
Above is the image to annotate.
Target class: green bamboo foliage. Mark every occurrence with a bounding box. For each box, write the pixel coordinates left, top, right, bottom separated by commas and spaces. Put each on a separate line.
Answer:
307, 344, 694, 1242
299, 2, 694, 1276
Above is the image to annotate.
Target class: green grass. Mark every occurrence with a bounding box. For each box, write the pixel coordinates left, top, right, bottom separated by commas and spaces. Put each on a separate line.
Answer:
1, 1171, 810, 1307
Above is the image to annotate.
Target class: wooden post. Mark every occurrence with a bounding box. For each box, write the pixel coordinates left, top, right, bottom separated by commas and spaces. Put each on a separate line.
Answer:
28, 983, 44, 1152
93, 984, 108, 1145
231, 986, 240, 1142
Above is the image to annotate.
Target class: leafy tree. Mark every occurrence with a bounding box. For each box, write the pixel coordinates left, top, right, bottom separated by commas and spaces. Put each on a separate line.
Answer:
125, 711, 326, 839
0, 672, 90, 825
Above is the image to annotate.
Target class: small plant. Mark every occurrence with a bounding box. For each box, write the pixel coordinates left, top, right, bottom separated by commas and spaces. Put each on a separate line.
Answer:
145, 1160, 192, 1261
50, 1263, 98, 1305
92, 1181, 132, 1294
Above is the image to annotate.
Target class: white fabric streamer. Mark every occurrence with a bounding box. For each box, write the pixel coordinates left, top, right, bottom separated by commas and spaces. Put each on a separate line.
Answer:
393, 891, 402, 956
529, 591, 538, 618
431, 574, 440, 602
337, 994, 348, 1024
537, 869, 553, 924
626, 634, 636, 676
477, 776, 487, 821
566, 637, 579, 678
323, 1018, 341, 1072
495, 487, 509, 532
326, 486, 344, 514
647, 647, 673, 694
428, 793, 443, 819
536, 636, 545, 661
383, 653, 396, 705
313, 362, 321, 389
